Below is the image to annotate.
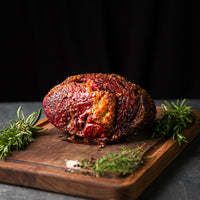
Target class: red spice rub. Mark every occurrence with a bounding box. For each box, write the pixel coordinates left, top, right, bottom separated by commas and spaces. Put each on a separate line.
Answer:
43, 73, 156, 143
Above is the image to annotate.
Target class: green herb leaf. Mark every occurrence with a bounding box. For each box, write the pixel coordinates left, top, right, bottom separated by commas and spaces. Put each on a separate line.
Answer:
152, 99, 194, 146
0, 107, 46, 159
80, 145, 145, 177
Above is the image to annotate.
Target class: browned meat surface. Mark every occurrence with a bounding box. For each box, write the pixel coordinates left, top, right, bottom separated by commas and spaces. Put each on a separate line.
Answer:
43, 73, 156, 143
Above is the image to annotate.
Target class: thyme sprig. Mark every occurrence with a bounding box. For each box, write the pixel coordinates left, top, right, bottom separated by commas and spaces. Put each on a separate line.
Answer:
152, 99, 194, 146
0, 106, 46, 159
80, 145, 145, 177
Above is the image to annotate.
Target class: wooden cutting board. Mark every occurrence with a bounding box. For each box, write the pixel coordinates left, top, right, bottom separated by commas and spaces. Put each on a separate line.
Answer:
0, 107, 200, 200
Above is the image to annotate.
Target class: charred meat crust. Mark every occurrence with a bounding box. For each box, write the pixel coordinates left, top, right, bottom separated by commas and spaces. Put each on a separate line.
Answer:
43, 73, 156, 143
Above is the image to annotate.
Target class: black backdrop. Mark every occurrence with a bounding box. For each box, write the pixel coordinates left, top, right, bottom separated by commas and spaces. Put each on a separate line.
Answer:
2, 1, 200, 102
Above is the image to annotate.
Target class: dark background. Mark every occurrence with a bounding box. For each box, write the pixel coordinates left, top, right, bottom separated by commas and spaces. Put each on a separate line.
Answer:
2, 1, 200, 102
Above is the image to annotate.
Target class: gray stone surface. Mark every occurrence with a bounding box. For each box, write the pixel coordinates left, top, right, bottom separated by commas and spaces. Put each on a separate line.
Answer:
0, 100, 200, 200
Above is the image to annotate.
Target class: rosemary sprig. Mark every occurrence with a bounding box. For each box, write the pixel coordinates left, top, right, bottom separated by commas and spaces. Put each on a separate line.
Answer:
152, 99, 194, 146
80, 145, 145, 177
0, 106, 46, 159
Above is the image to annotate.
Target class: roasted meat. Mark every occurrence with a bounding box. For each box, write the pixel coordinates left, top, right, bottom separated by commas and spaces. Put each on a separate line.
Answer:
43, 73, 156, 143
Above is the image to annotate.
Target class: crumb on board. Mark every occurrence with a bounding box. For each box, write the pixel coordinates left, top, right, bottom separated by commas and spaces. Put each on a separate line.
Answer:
65, 159, 81, 170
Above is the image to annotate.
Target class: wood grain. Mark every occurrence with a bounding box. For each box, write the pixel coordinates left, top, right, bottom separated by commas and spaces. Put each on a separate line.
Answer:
0, 108, 200, 200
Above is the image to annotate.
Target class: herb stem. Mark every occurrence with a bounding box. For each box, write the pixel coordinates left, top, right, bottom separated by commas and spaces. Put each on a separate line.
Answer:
80, 145, 145, 177
0, 106, 46, 159
152, 99, 194, 146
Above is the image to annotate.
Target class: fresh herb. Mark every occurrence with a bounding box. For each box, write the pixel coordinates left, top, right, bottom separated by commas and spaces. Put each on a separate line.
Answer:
152, 99, 194, 146
0, 106, 46, 159
80, 145, 145, 177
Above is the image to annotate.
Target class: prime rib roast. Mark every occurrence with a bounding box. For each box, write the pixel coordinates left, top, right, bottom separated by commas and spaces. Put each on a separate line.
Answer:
43, 73, 156, 143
